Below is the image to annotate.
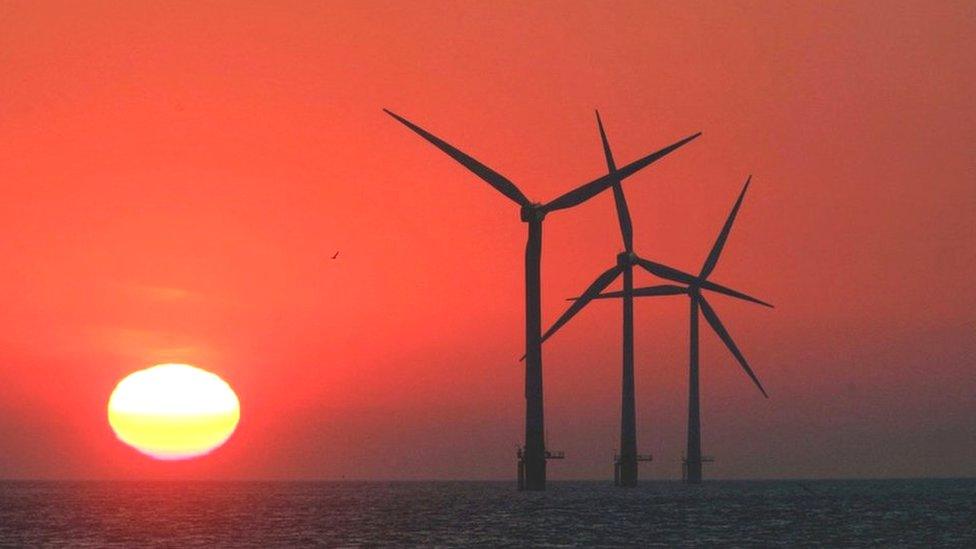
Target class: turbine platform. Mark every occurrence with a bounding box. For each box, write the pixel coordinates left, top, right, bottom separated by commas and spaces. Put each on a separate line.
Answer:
517, 447, 565, 490
681, 455, 715, 482
613, 452, 653, 486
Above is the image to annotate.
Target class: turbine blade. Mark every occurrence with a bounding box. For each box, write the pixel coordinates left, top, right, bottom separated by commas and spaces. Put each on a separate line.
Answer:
700, 176, 751, 279
595, 111, 617, 172
568, 285, 686, 301
568, 289, 626, 301
698, 296, 768, 397
566, 284, 688, 301
541, 265, 622, 344
615, 131, 703, 181
596, 111, 634, 251
543, 132, 702, 213
634, 256, 699, 285
384, 109, 531, 207
699, 279, 773, 308
611, 183, 634, 252
633, 284, 688, 297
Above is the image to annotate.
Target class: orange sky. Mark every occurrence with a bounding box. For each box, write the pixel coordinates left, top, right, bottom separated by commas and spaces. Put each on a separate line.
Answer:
1, 1, 973, 480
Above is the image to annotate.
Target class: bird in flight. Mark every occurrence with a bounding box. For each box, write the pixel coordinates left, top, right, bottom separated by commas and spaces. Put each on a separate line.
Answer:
331, 251, 339, 259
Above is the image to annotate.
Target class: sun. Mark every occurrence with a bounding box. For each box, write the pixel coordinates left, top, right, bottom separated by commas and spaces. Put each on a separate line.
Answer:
108, 363, 241, 460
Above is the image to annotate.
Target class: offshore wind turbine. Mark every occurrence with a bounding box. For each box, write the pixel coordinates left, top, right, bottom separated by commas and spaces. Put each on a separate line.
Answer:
532, 111, 655, 486
384, 109, 700, 491
593, 110, 649, 488
589, 177, 771, 484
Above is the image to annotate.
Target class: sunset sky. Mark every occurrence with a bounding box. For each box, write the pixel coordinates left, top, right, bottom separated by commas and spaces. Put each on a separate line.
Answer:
0, 1, 973, 480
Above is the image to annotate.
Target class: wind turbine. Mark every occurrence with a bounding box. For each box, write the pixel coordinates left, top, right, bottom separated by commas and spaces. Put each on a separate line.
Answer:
384, 109, 700, 490
536, 115, 766, 486
587, 177, 771, 484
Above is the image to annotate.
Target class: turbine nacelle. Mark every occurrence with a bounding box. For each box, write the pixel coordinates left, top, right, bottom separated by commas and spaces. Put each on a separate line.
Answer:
616, 251, 638, 267
520, 204, 547, 223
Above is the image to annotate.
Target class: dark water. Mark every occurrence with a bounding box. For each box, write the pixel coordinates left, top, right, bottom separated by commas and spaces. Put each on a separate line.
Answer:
1, 479, 973, 547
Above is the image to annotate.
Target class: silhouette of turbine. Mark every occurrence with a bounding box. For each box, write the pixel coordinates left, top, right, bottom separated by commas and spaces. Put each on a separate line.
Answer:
385, 109, 700, 491
587, 177, 771, 484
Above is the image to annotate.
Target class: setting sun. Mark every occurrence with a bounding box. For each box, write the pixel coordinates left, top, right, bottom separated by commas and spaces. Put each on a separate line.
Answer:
107, 364, 240, 460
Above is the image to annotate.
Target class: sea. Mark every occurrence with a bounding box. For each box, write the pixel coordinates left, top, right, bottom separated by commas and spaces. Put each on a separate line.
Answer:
0, 479, 973, 547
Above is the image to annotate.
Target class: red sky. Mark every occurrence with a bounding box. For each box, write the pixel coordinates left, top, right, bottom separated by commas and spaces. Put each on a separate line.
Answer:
0, 1, 973, 480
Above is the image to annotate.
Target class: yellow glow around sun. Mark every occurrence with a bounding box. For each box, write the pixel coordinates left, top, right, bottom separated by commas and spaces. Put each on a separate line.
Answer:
108, 363, 240, 460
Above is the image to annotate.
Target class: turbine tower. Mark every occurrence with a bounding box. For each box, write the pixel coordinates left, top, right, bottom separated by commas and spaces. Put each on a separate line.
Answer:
589, 177, 771, 483
385, 109, 700, 490
538, 116, 765, 486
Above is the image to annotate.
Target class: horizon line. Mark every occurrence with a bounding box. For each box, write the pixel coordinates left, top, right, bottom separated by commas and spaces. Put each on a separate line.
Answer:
1, 475, 972, 483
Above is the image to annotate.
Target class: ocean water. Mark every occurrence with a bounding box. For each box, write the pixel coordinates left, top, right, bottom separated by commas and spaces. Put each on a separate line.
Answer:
0, 479, 973, 547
